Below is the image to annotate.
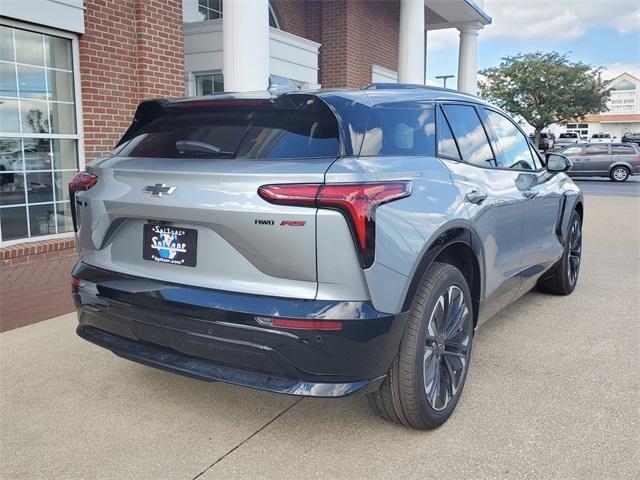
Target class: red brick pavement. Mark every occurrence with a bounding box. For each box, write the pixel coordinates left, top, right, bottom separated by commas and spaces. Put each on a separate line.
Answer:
0, 253, 78, 332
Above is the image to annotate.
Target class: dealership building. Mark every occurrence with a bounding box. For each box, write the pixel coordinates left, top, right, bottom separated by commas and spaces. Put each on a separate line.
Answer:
0, 0, 490, 254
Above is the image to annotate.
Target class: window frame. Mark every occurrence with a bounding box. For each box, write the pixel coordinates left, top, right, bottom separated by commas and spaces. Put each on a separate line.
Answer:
0, 19, 85, 246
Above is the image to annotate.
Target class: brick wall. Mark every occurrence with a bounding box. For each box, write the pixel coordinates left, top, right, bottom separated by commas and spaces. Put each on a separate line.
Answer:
275, 0, 400, 89
79, 0, 185, 163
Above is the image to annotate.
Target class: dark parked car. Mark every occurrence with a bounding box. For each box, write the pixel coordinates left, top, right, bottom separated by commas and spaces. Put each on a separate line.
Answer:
622, 132, 640, 146
70, 85, 583, 429
561, 143, 640, 182
529, 132, 555, 150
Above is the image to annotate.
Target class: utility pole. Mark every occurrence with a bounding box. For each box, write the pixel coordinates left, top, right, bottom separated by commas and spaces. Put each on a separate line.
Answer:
435, 74, 455, 88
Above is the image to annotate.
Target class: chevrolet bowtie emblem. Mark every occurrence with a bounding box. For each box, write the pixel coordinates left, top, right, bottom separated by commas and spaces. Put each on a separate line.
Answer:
143, 184, 176, 197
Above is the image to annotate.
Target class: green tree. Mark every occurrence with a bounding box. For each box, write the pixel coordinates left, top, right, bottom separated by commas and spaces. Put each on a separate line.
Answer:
479, 52, 609, 148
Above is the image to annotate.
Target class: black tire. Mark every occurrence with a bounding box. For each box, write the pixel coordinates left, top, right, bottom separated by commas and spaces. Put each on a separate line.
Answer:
610, 166, 630, 182
368, 262, 474, 429
537, 210, 582, 295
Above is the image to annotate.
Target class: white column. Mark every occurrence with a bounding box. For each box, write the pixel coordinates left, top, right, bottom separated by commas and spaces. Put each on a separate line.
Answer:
398, 0, 425, 84
223, 0, 270, 91
457, 22, 482, 95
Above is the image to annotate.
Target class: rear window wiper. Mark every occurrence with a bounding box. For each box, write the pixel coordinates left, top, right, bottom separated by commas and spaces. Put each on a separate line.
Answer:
175, 140, 234, 156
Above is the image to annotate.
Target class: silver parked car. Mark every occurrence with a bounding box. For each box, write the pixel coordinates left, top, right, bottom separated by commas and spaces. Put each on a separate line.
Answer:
555, 132, 580, 147
70, 85, 583, 429
561, 142, 640, 182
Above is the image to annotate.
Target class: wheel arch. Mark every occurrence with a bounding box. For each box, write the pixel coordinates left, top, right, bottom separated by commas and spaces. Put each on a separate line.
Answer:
401, 227, 483, 327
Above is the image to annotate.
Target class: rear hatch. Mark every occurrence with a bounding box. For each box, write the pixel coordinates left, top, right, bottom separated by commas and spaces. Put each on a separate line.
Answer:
75, 94, 341, 299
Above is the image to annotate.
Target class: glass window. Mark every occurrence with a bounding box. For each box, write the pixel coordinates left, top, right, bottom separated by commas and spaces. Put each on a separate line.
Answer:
485, 110, 539, 170
437, 109, 460, 160
119, 101, 340, 160
0, 206, 28, 241
0, 26, 79, 243
360, 106, 435, 157
0, 99, 20, 132
44, 35, 72, 70
28, 203, 56, 237
441, 104, 494, 167
14, 29, 45, 66
585, 144, 609, 155
0, 26, 15, 62
611, 145, 636, 155
196, 73, 224, 96
198, 0, 223, 20
0, 63, 17, 97
562, 146, 583, 156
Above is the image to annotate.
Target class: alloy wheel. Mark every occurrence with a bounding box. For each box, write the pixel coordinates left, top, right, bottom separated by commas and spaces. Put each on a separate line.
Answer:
612, 167, 628, 181
423, 285, 471, 411
568, 218, 582, 286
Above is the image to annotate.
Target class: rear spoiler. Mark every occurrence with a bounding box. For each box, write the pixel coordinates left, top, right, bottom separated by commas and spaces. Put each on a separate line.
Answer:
116, 99, 168, 148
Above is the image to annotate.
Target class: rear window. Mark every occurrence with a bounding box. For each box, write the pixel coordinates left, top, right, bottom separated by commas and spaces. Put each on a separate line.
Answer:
611, 145, 636, 155
116, 100, 340, 159
559, 133, 577, 139
359, 106, 435, 157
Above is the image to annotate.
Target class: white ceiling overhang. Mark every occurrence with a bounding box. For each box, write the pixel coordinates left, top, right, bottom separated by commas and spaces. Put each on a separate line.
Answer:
426, 0, 492, 30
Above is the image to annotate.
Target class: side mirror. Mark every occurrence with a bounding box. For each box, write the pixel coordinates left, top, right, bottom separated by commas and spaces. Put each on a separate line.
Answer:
546, 153, 572, 173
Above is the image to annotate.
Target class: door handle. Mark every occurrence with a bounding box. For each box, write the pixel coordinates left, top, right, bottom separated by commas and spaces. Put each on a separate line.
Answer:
522, 189, 538, 199
465, 190, 487, 205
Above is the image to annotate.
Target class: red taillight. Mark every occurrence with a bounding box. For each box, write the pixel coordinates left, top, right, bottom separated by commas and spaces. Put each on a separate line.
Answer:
69, 171, 98, 192
258, 181, 411, 267
69, 171, 97, 232
71, 277, 81, 287
258, 317, 343, 331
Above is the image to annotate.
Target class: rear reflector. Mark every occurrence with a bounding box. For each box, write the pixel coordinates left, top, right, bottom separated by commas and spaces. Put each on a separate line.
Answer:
258, 181, 411, 267
257, 317, 343, 331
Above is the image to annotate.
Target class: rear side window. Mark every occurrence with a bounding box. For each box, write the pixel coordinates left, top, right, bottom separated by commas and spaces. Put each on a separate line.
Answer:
441, 104, 494, 167
585, 144, 609, 155
117, 101, 340, 159
611, 145, 636, 155
359, 106, 435, 157
437, 110, 461, 160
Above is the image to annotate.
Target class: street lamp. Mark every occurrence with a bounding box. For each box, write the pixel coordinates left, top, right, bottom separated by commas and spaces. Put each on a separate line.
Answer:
435, 75, 455, 88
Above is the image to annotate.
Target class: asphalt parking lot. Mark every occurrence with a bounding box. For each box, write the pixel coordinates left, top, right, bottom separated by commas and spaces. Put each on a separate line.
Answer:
1, 194, 639, 480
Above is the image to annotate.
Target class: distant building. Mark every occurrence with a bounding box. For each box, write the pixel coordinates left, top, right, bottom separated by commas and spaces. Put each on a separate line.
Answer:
539, 72, 640, 140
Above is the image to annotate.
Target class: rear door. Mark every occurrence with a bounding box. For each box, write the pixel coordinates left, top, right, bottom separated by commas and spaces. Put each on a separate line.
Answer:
75, 95, 340, 299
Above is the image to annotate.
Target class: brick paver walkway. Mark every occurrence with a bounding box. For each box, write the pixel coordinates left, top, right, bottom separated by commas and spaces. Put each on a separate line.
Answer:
0, 254, 78, 332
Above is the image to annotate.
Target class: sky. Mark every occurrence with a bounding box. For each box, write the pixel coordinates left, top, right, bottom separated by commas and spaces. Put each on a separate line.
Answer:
426, 0, 640, 86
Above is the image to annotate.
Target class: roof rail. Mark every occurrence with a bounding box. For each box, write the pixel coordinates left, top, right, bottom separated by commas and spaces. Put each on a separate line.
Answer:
362, 82, 480, 98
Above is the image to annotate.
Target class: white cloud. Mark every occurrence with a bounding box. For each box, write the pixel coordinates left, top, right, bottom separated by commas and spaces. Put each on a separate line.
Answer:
426, 29, 459, 52
601, 62, 640, 80
481, 0, 640, 40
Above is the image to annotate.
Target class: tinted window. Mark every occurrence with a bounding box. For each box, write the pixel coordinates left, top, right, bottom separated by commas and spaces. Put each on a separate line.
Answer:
360, 106, 435, 156
441, 104, 494, 167
485, 110, 538, 170
437, 109, 461, 160
611, 145, 636, 155
562, 146, 583, 156
118, 103, 339, 159
585, 144, 609, 155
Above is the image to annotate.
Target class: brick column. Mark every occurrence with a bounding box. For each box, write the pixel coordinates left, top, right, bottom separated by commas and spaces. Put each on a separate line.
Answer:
79, 0, 185, 163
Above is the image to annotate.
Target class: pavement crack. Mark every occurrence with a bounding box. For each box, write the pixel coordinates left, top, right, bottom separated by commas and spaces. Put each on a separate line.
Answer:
192, 397, 304, 479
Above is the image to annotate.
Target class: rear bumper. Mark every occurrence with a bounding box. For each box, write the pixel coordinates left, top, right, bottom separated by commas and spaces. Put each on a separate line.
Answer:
72, 262, 405, 397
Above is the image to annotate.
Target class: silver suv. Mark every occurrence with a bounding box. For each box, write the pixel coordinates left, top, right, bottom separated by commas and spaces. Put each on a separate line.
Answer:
71, 86, 583, 429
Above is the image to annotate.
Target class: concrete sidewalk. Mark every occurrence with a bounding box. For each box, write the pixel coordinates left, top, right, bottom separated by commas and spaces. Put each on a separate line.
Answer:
1, 196, 639, 479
